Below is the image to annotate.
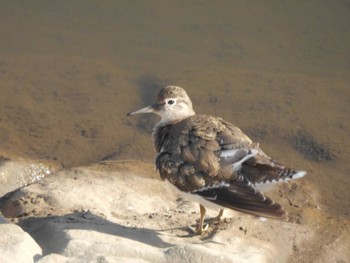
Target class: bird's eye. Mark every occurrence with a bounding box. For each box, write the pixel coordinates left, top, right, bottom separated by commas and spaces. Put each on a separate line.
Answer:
167, 99, 175, 105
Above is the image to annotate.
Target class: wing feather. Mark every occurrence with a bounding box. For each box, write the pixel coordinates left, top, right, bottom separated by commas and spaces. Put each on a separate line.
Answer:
194, 177, 286, 219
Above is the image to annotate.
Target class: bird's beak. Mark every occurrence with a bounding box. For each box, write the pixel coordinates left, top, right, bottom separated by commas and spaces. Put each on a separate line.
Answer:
127, 105, 154, 116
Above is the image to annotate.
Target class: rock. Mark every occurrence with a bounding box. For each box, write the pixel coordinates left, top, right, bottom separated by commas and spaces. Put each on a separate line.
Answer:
1, 164, 348, 263
0, 166, 296, 262
0, 158, 56, 197
38, 253, 152, 263
0, 223, 42, 263
0, 167, 177, 219
19, 212, 275, 263
35, 254, 73, 263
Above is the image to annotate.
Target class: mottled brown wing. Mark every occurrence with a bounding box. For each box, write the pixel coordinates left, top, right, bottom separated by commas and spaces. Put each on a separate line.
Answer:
156, 115, 255, 191
217, 119, 253, 150
155, 115, 288, 218
217, 120, 306, 185
156, 115, 228, 191
215, 119, 259, 180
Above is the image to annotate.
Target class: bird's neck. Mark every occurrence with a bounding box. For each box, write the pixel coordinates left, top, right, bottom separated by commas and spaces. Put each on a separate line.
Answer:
157, 109, 195, 127
152, 111, 195, 153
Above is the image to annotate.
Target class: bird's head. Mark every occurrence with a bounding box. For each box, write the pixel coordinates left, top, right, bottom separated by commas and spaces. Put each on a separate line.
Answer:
127, 86, 195, 125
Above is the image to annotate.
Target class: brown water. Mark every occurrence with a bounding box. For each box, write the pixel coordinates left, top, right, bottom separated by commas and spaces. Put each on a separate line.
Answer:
0, 1, 349, 260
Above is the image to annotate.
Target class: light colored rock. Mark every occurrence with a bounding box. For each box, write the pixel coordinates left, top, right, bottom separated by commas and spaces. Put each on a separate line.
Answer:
1, 167, 293, 263
0, 158, 56, 197
0, 223, 42, 263
2, 165, 345, 263
38, 253, 152, 263
0, 166, 176, 218
35, 254, 75, 263
27, 218, 275, 263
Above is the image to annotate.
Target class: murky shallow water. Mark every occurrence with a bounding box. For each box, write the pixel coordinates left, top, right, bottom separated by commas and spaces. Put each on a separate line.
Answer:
0, 1, 349, 260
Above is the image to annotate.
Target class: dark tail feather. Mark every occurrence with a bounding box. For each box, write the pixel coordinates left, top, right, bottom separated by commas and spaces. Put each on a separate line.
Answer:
214, 187, 286, 219
242, 149, 307, 185
196, 178, 287, 219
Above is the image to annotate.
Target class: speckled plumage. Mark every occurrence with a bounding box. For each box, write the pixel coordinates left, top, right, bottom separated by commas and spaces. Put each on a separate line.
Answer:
154, 115, 247, 191
128, 85, 306, 234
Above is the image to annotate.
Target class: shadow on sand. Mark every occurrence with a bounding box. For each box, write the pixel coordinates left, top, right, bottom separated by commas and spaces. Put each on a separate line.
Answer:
18, 211, 174, 255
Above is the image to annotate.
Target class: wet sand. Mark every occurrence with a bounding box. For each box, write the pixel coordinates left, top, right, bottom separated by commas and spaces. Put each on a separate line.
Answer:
0, 1, 349, 262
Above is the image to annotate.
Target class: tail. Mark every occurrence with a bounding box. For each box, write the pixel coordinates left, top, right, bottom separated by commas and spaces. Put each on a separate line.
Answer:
195, 177, 287, 219
241, 147, 307, 186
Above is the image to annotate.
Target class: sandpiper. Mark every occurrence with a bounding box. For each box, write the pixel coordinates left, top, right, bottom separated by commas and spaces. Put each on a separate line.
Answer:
127, 86, 306, 235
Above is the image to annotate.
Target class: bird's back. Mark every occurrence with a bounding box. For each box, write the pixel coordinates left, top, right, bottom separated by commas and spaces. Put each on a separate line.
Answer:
154, 114, 305, 219
154, 114, 253, 190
